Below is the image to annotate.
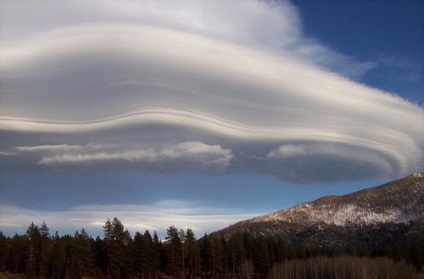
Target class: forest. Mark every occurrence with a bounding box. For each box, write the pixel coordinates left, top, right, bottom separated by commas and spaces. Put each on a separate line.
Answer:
0, 218, 422, 279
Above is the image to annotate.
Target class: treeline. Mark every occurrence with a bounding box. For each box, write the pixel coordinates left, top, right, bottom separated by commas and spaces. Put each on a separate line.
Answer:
269, 256, 416, 279
0, 218, 421, 279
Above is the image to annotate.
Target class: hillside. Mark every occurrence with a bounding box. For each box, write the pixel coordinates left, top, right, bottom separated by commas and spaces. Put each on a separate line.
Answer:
253, 172, 424, 226
213, 173, 424, 250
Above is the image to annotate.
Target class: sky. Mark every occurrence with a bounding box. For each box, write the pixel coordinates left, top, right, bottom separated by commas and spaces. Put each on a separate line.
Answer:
0, 0, 423, 238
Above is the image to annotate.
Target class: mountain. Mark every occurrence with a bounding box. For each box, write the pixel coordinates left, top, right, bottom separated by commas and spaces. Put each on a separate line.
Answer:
252, 171, 424, 226
213, 173, 424, 250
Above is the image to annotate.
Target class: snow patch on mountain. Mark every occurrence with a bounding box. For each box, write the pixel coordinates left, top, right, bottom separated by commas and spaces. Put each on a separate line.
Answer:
252, 203, 410, 226
412, 172, 424, 178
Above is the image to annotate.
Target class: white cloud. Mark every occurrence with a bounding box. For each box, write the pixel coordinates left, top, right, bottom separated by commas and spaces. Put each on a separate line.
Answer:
291, 40, 378, 79
267, 145, 306, 158
11, 142, 233, 173
0, 0, 375, 79
0, 0, 300, 47
0, 202, 258, 238
0, 1, 423, 183
16, 144, 97, 152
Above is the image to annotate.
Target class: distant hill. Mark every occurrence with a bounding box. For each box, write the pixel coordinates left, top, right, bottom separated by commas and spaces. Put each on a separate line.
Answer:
212, 172, 424, 250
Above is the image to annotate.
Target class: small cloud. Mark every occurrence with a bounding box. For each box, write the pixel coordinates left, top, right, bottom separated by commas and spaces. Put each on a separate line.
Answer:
13, 142, 233, 174
16, 144, 85, 152
267, 144, 306, 158
374, 54, 424, 83
377, 54, 418, 70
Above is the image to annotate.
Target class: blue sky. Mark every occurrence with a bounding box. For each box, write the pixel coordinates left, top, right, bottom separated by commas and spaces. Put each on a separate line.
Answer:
0, 0, 423, 238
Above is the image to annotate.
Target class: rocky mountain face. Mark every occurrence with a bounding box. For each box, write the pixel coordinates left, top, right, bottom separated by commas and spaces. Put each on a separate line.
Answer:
213, 173, 424, 250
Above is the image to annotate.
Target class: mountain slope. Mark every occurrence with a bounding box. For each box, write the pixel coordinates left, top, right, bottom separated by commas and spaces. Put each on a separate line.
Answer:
253, 172, 424, 226
214, 172, 424, 242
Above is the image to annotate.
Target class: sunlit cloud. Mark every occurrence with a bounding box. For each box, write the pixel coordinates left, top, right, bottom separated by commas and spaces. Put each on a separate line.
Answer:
16, 142, 233, 174
0, 0, 423, 184
267, 145, 306, 159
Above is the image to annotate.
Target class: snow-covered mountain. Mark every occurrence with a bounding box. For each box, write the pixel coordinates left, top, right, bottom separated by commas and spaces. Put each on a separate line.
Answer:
214, 173, 424, 242
251, 172, 424, 226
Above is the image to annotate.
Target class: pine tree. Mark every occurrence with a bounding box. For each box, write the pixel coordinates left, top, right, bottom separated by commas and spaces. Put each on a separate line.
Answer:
103, 217, 131, 279
228, 234, 246, 279
132, 231, 145, 278
184, 229, 200, 279
10, 233, 27, 274
211, 235, 226, 278
143, 230, 157, 279
179, 229, 186, 279
254, 236, 270, 279
165, 226, 183, 279
131, 230, 158, 279
93, 236, 107, 274
152, 231, 162, 277
70, 228, 95, 278
200, 234, 213, 276
26, 222, 40, 278
0, 232, 6, 272
38, 222, 50, 278
49, 232, 66, 279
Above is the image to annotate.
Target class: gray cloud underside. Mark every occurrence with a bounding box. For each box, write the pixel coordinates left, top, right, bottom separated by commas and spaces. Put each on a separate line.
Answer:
1, 25, 423, 183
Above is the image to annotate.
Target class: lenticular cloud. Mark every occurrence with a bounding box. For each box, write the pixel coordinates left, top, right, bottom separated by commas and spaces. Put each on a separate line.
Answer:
0, 2, 423, 183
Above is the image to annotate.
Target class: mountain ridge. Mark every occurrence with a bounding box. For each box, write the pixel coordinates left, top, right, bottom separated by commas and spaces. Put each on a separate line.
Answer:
249, 172, 424, 226
213, 172, 424, 241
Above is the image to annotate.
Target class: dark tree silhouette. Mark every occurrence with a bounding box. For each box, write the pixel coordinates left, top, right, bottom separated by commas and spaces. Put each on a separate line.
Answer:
0, 220, 421, 279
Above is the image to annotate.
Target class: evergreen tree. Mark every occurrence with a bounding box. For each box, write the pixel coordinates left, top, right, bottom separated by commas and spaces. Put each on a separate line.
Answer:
212, 235, 227, 278
93, 236, 107, 274
1, 219, 421, 279
200, 234, 213, 276
143, 230, 158, 279
254, 236, 270, 279
165, 226, 183, 279
10, 233, 27, 274
26, 222, 40, 278
49, 232, 66, 279
228, 234, 246, 279
152, 231, 162, 277
179, 229, 187, 278
131, 230, 158, 279
70, 228, 95, 278
38, 222, 50, 278
132, 231, 146, 278
103, 217, 131, 279
0, 232, 6, 272
184, 229, 200, 279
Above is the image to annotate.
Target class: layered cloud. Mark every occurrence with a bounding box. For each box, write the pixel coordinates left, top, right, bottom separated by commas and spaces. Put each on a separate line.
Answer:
0, 0, 377, 79
1, 0, 423, 183
12, 142, 232, 174
0, 201, 258, 237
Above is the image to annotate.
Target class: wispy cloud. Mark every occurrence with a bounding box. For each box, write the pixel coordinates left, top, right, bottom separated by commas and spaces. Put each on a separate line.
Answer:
16, 142, 233, 173
0, 202, 258, 238
291, 39, 378, 80
374, 54, 423, 83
